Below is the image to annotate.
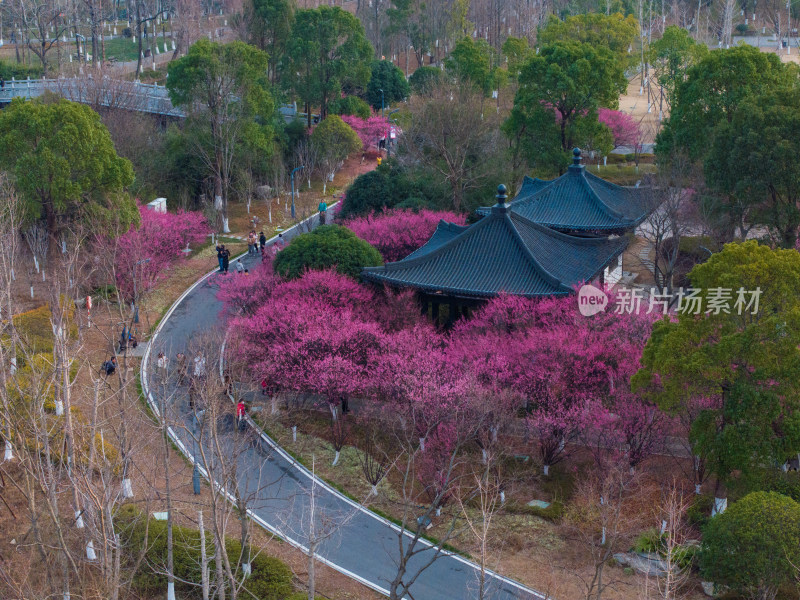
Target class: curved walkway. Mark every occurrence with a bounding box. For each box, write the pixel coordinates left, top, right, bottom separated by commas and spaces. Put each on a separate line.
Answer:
141, 212, 545, 600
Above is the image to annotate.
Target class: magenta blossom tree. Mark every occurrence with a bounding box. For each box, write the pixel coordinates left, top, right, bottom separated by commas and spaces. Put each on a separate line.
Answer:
340, 114, 390, 150
598, 108, 642, 150
105, 204, 209, 301
344, 209, 467, 262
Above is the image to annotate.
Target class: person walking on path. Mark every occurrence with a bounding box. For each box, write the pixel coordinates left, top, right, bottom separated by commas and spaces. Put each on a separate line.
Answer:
248, 231, 257, 255
236, 400, 246, 431
259, 231, 266, 251
318, 200, 328, 225
101, 356, 117, 377
176, 352, 187, 385
157, 352, 169, 380
217, 243, 225, 272
221, 246, 230, 273
235, 259, 244, 274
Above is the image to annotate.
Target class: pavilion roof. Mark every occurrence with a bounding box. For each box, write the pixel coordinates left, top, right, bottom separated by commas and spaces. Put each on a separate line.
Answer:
477, 149, 651, 232
362, 188, 628, 300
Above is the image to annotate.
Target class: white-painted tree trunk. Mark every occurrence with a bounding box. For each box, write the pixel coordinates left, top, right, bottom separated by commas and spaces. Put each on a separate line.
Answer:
4, 441, 12, 461
712, 497, 727, 515
332, 451, 340, 466
371, 485, 378, 496
86, 541, 96, 560
329, 403, 337, 421
271, 397, 278, 414
75, 510, 84, 529
695, 484, 701, 494
55, 400, 64, 416
10, 357, 16, 375
543, 464, 549, 476
33, 255, 39, 272
419, 437, 426, 451
122, 478, 134, 498
481, 448, 487, 464
500, 490, 505, 504
292, 425, 297, 442
242, 562, 251, 577
222, 217, 230, 233
435, 506, 441, 517
167, 582, 176, 600
660, 519, 667, 535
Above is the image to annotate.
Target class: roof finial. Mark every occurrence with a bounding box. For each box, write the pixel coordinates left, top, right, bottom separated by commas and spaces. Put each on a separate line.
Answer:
496, 184, 508, 205
573, 147, 582, 166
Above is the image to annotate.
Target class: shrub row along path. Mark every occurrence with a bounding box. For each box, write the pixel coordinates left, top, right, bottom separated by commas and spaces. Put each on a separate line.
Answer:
141, 213, 545, 600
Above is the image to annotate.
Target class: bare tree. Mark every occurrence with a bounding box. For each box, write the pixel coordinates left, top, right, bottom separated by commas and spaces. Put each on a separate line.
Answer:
401, 84, 501, 212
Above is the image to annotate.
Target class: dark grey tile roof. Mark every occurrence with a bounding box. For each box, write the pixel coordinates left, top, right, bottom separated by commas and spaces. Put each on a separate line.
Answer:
476, 166, 650, 232
362, 205, 627, 299
404, 221, 469, 260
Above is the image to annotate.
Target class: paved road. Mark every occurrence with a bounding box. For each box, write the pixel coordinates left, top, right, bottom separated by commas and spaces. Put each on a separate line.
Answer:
141, 213, 544, 600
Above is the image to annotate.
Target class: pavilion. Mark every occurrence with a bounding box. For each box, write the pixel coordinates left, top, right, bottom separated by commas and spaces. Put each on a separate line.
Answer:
476, 148, 651, 235
361, 148, 651, 324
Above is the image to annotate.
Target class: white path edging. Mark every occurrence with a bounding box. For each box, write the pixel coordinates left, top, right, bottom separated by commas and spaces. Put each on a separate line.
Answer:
142, 205, 545, 599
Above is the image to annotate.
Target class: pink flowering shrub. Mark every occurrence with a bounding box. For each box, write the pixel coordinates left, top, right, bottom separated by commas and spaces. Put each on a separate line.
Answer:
109, 204, 210, 301
344, 209, 467, 262
340, 114, 390, 150
598, 108, 642, 149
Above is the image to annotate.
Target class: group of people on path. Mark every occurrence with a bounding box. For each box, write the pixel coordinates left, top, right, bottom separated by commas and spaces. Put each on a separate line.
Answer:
217, 231, 288, 274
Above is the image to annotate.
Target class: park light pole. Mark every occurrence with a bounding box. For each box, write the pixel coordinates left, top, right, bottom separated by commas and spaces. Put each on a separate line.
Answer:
386, 108, 399, 159
380, 88, 384, 118
291, 165, 305, 220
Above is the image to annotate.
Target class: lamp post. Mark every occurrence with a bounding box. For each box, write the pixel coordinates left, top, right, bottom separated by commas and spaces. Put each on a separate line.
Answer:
386, 108, 400, 159
290, 165, 305, 220
380, 88, 384, 118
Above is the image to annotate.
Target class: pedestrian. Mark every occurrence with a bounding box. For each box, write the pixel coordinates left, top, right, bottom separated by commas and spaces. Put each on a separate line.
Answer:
244, 269, 249, 275
261, 377, 269, 396
236, 400, 246, 431
156, 352, 169, 379
176, 352, 187, 385
259, 231, 266, 251
217, 243, 225, 272
101, 356, 117, 376
221, 246, 230, 273
247, 231, 254, 255
235, 259, 244, 274
0, 78, 5, 90
277, 233, 285, 249
318, 200, 328, 225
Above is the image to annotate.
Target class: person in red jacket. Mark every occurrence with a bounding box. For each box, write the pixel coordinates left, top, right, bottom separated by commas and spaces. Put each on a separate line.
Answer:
236, 400, 246, 431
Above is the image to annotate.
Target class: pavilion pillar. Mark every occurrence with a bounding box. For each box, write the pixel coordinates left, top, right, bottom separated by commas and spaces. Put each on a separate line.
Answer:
431, 301, 440, 325
447, 301, 459, 326
420, 297, 429, 316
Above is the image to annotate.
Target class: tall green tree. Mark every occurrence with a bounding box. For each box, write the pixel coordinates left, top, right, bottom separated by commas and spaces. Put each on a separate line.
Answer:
503, 41, 624, 174
385, 0, 434, 70
656, 45, 790, 162
700, 492, 800, 600
705, 87, 800, 247
366, 59, 410, 111
167, 40, 276, 233
501, 36, 533, 79
244, 0, 294, 84
648, 26, 707, 109
538, 13, 639, 68
445, 37, 493, 95
633, 241, 800, 507
0, 97, 136, 249
310, 116, 362, 193
283, 6, 374, 127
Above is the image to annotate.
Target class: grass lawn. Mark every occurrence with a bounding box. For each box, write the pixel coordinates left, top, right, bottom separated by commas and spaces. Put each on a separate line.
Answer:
103, 36, 170, 63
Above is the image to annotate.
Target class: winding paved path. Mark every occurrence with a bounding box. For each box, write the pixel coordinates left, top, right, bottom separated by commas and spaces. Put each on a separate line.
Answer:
141, 212, 545, 600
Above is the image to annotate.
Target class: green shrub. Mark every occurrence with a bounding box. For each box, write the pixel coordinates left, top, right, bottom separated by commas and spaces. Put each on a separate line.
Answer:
329, 95, 371, 119
117, 506, 296, 600
506, 500, 565, 521
672, 543, 698, 570
633, 528, 664, 554
687, 494, 713, 528
0, 60, 43, 80
273, 225, 383, 280
700, 491, 800, 600
408, 66, 445, 95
